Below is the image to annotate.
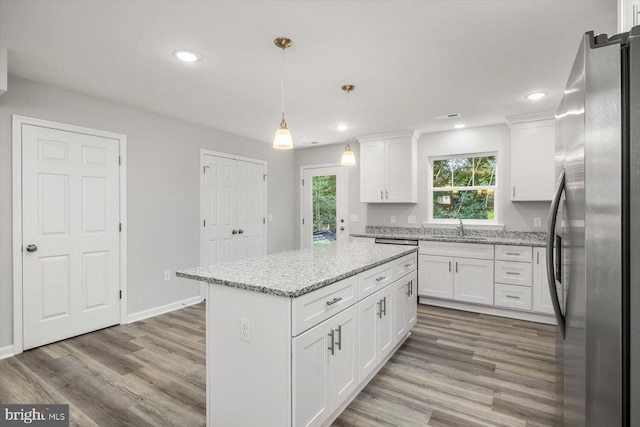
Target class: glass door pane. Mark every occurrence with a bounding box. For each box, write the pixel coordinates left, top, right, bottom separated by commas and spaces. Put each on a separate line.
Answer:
312, 175, 337, 246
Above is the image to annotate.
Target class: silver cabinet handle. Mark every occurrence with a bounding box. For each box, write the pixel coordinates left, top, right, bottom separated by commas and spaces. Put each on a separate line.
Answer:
404, 263, 412, 268
455, 262, 458, 273
377, 300, 383, 318
381, 190, 383, 200
512, 185, 516, 199
537, 251, 539, 264
505, 295, 520, 299
238, 229, 244, 234
382, 296, 387, 316
385, 190, 388, 199
375, 276, 386, 282
506, 271, 521, 276
449, 261, 452, 272
232, 229, 238, 235
326, 297, 342, 306
506, 252, 520, 256
26, 244, 38, 253
410, 279, 414, 296
335, 325, 342, 351
328, 329, 335, 355
406, 282, 411, 296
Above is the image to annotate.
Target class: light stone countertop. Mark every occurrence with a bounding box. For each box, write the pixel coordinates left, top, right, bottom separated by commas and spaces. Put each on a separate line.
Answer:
176, 242, 418, 298
352, 226, 547, 247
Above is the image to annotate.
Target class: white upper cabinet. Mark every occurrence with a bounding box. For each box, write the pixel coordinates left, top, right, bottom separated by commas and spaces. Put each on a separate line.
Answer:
619, 0, 640, 33
507, 113, 555, 202
358, 130, 419, 203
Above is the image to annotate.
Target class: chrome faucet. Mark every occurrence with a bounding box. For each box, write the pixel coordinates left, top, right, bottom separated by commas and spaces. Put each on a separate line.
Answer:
457, 218, 465, 236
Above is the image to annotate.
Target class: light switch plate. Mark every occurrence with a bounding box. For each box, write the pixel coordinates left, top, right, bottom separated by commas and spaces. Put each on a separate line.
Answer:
534, 217, 542, 228
164, 271, 171, 281
268, 214, 273, 222
408, 216, 416, 224
390, 216, 396, 224
349, 214, 359, 222
240, 318, 251, 342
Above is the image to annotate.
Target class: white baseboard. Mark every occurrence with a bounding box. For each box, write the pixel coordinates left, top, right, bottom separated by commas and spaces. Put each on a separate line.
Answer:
126, 295, 204, 324
419, 297, 557, 325
0, 344, 15, 360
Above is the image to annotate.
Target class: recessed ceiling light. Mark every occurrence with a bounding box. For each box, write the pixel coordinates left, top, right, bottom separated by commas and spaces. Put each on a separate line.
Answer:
436, 112, 462, 120
454, 123, 466, 129
335, 123, 349, 131
525, 91, 547, 101
173, 50, 202, 63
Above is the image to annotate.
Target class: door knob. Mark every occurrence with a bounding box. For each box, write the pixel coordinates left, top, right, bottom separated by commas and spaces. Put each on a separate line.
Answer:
26, 244, 38, 253
232, 230, 238, 235
238, 229, 244, 234
340, 227, 345, 231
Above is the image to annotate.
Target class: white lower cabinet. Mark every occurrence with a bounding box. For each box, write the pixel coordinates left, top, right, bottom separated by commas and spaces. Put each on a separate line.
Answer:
394, 270, 418, 343
532, 248, 555, 314
418, 254, 493, 305
358, 285, 394, 381
453, 258, 494, 305
293, 305, 358, 427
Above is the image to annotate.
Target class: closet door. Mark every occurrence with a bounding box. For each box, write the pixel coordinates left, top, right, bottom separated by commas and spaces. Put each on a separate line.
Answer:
202, 155, 237, 265
236, 160, 266, 260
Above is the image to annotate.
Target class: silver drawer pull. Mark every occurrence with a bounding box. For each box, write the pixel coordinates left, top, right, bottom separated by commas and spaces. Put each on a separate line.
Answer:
375, 276, 386, 282
404, 263, 412, 268
326, 297, 342, 306
505, 295, 520, 299
506, 252, 521, 256
382, 296, 387, 316
506, 271, 521, 276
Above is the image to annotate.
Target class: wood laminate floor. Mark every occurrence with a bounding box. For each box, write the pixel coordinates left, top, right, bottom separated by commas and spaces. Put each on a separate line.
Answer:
0, 303, 562, 426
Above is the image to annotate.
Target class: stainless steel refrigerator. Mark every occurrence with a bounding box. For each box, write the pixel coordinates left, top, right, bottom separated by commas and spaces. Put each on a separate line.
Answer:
548, 28, 639, 426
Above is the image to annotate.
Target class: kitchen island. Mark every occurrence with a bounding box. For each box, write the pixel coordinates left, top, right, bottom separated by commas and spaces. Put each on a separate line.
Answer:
177, 242, 418, 427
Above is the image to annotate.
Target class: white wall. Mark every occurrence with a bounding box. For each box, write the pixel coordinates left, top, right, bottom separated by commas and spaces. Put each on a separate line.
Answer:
296, 124, 551, 238
0, 76, 297, 349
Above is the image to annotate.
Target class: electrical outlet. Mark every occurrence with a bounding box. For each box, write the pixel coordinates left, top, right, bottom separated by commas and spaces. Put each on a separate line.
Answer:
164, 271, 171, 281
268, 214, 273, 222
349, 214, 359, 222
408, 216, 416, 224
390, 216, 396, 224
534, 217, 542, 228
240, 318, 251, 342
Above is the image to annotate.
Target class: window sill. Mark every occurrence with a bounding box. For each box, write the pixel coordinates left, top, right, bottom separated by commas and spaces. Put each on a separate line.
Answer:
422, 222, 505, 231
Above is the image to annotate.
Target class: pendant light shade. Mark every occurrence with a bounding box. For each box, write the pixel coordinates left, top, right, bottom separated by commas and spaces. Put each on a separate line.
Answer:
273, 37, 293, 149
274, 116, 293, 149
341, 144, 356, 165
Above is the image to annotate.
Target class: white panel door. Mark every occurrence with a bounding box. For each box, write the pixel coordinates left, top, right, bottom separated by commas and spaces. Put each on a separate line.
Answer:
407, 270, 418, 329
418, 255, 454, 299
393, 277, 408, 342
533, 248, 555, 314
236, 160, 265, 260
22, 124, 120, 350
453, 258, 494, 305
203, 155, 237, 265
378, 285, 394, 360
359, 142, 386, 202
357, 292, 379, 381
293, 320, 332, 427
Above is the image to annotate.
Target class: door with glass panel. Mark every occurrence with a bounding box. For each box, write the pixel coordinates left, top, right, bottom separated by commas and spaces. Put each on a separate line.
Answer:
301, 166, 348, 248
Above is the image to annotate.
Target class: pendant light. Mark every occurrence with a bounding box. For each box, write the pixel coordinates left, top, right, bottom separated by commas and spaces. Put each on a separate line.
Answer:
340, 84, 356, 165
273, 37, 293, 149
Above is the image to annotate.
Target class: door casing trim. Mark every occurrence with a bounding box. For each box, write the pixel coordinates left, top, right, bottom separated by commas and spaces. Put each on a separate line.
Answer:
11, 115, 128, 355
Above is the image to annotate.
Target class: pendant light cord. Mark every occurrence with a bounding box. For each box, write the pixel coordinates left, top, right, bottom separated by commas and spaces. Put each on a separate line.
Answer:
281, 48, 285, 121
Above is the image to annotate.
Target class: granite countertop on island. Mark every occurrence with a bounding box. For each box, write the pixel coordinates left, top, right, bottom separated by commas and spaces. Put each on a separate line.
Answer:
352, 226, 547, 247
176, 242, 417, 298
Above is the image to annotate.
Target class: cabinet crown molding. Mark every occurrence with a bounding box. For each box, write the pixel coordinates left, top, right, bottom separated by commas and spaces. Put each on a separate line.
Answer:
505, 111, 555, 126
357, 129, 420, 143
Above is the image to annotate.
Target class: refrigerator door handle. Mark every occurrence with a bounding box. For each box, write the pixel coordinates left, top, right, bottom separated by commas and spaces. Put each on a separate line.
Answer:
547, 169, 566, 338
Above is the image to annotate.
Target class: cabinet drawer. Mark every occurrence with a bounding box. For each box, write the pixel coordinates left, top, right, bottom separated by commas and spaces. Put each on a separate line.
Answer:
292, 276, 358, 336
419, 241, 493, 260
494, 260, 532, 287
359, 261, 394, 300
394, 252, 417, 280
495, 245, 532, 262
495, 283, 532, 311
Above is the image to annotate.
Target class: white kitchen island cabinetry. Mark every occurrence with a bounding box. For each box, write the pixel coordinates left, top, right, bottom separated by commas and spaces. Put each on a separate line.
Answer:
358, 130, 419, 203
507, 113, 555, 201
177, 243, 418, 427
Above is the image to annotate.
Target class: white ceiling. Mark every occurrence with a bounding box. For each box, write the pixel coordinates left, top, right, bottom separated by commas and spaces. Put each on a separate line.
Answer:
0, 0, 616, 147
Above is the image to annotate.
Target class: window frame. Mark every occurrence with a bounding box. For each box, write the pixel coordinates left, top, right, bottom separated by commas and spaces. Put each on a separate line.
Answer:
427, 151, 499, 225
